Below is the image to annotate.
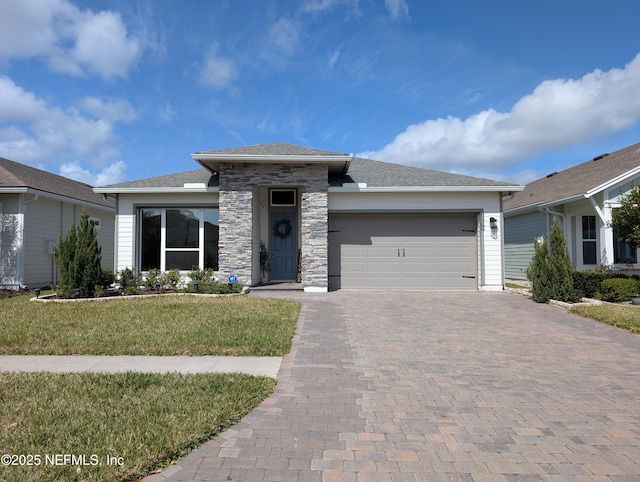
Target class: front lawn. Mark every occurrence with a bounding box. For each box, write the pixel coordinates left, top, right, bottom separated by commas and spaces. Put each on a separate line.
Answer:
0, 372, 274, 482
0, 294, 300, 356
0, 292, 301, 481
570, 304, 640, 333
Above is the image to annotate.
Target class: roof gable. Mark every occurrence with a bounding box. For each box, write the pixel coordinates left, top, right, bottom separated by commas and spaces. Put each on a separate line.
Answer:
194, 141, 349, 158
0, 157, 113, 208
100, 142, 520, 192
504, 142, 640, 212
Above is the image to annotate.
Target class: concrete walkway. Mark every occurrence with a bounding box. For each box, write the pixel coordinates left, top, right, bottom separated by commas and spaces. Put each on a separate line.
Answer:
0, 355, 282, 377
145, 290, 640, 481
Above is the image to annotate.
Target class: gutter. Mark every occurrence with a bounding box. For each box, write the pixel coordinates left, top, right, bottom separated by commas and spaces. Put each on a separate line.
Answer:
94, 187, 219, 194
328, 185, 523, 193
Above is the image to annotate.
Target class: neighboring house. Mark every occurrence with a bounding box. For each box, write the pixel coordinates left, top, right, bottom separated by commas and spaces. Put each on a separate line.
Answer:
95, 142, 522, 292
504, 141, 640, 280
0, 157, 115, 289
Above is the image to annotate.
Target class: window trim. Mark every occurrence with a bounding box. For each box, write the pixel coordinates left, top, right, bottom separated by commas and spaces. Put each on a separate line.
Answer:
579, 215, 598, 267
270, 189, 297, 206
138, 206, 218, 273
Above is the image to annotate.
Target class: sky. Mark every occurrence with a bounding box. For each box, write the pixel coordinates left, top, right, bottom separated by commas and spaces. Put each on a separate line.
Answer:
1, 0, 640, 187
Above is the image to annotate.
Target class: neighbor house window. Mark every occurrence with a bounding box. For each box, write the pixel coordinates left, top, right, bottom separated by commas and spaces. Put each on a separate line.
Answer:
613, 220, 635, 265
581, 215, 597, 265
139, 208, 218, 271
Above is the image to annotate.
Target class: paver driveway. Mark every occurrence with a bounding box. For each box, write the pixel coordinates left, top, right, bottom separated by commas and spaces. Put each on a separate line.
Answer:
147, 291, 640, 482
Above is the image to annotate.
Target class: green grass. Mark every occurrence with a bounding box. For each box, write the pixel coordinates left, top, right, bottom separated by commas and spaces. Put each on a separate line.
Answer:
0, 294, 300, 356
570, 304, 640, 333
0, 372, 275, 482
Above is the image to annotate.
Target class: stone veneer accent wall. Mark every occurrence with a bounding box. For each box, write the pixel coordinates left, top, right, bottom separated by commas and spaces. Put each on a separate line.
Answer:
217, 162, 328, 289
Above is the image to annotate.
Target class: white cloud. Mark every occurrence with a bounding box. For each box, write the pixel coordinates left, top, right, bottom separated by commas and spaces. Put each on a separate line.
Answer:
384, 0, 409, 20
302, 0, 360, 13
0, 75, 136, 169
198, 44, 237, 90
59, 160, 127, 186
0, 0, 141, 80
358, 53, 640, 173
268, 17, 301, 55
77, 96, 138, 123
328, 46, 342, 69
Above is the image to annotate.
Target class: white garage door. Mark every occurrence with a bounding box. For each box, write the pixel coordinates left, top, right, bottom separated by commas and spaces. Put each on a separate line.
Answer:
328, 213, 478, 290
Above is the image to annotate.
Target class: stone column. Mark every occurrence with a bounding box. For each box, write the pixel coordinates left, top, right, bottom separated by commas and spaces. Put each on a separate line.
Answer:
217, 165, 253, 285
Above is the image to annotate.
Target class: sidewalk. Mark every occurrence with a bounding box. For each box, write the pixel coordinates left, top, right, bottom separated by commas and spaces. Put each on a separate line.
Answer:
0, 355, 282, 378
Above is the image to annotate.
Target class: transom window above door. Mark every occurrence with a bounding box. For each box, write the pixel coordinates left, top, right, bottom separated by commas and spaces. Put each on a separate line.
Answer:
270, 189, 296, 206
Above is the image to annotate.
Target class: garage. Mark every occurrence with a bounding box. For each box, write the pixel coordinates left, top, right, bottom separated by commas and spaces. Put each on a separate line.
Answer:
328, 213, 478, 290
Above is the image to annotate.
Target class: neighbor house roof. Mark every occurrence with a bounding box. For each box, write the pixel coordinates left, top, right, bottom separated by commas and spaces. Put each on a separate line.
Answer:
0, 157, 114, 208
97, 142, 522, 193
504, 142, 640, 212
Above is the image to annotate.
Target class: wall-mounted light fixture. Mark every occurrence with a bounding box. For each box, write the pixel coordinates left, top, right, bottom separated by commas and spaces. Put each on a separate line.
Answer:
489, 217, 498, 230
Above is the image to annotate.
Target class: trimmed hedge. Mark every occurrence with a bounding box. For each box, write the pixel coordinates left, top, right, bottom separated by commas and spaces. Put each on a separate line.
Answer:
572, 270, 620, 298
599, 278, 639, 302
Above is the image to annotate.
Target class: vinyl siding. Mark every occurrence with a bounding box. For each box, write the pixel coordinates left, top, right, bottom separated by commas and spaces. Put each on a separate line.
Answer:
22, 199, 115, 288
504, 210, 546, 280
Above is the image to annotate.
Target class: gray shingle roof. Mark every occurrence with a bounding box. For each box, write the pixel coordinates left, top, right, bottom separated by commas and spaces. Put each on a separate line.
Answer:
195, 141, 349, 157
504, 141, 640, 212
331, 157, 516, 187
0, 157, 114, 208
102, 143, 518, 190
101, 168, 217, 189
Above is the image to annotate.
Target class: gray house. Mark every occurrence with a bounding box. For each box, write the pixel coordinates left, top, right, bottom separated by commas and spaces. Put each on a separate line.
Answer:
0, 157, 115, 289
95, 142, 522, 292
504, 141, 640, 280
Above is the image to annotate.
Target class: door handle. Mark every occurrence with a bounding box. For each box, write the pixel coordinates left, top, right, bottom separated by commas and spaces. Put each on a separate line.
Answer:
403, 249, 405, 257
397, 248, 400, 257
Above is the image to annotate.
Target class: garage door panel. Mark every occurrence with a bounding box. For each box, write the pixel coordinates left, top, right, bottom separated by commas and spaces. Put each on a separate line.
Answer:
438, 276, 477, 290
403, 275, 438, 289
329, 213, 478, 290
403, 261, 436, 273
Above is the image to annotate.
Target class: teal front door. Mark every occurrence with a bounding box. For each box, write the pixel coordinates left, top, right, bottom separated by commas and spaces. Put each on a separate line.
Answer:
271, 211, 297, 280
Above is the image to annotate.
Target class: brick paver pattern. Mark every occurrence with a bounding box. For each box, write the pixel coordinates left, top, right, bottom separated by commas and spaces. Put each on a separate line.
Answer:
147, 291, 640, 482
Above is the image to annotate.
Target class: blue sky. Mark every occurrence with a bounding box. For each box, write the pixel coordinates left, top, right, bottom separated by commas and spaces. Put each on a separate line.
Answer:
1, 0, 640, 186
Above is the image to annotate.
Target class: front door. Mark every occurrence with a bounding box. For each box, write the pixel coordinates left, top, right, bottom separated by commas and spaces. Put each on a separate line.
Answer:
271, 211, 297, 280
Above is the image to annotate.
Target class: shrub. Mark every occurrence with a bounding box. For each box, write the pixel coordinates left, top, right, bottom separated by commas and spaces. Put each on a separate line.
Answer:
572, 270, 620, 298
118, 268, 141, 293
53, 208, 102, 298
186, 267, 243, 294
162, 269, 182, 291
599, 278, 639, 302
143, 268, 162, 291
527, 219, 578, 303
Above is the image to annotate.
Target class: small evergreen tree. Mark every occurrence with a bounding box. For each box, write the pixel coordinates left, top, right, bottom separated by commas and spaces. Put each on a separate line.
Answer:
54, 208, 102, 298
548, 218, 574, 301
527, 235, 553, 303
610, 184, 640, 251
526, 219, 575, 303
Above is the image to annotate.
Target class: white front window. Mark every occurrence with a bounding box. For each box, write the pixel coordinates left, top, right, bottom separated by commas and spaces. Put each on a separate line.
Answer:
139, 207, 219, 272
